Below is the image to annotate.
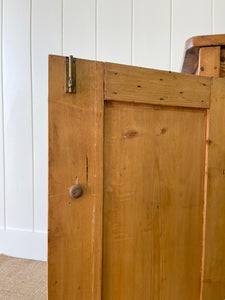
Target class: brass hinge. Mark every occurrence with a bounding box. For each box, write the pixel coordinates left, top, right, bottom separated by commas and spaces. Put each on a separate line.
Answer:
65, 55, 76, 93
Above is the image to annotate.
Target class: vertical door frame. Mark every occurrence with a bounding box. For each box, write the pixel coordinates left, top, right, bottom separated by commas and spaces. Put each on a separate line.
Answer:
48, 56, 104, 299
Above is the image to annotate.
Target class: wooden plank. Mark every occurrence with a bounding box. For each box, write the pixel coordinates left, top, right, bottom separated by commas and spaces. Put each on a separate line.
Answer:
195, 46, 221, 300
202, 77, 225, 299
98, 0, 132, 64
63, 0, 96, 59
105, 63, 211, 108
3, 0, 33, 230
182, 34, 225, 74
48, 56, 104, 299
172, 0, 211, 72
103, 101, 207, 299
133, 0, 170, 70
32, 0, 61, 232
196, 47, 220, 77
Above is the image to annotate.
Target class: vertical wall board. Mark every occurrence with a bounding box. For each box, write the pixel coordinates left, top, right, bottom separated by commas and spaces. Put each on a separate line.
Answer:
32, 0, 62, 233
98, 0, 132, 64
133, 0, 170, 70
3, 0, 33, 230
172, 0, 211, 72
213, 0, 225, 34
0, 0, 4, 229
63, 0, 96, 59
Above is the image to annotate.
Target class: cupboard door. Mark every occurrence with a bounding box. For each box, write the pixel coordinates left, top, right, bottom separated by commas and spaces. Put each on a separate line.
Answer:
49, 57, 221, 299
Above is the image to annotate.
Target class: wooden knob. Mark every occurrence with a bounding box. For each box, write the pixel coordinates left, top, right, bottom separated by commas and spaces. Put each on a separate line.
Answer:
69, 184, 83, 199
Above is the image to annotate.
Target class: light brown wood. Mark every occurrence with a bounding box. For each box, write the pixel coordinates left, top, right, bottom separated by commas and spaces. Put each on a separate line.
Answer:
103, 101, 207, 300
185, 34, 225, 50
105, 63, 211, 108
196, 47, 221, 77
194, 46, 224, 300
202, 77, 225, 299
48, 56, 104, 299
48, 54, 225, 300
182, 34, 225, 74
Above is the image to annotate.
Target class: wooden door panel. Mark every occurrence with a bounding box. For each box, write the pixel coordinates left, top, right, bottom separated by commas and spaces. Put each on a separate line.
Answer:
103, 101, 207, 300
48, 56, 225, 299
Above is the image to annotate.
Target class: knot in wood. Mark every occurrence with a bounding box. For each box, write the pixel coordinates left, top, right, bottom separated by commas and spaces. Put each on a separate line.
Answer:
69, 184, 83, 199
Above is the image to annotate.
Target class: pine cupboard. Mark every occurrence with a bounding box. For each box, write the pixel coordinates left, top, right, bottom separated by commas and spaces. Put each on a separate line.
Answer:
48, 34, 225, 300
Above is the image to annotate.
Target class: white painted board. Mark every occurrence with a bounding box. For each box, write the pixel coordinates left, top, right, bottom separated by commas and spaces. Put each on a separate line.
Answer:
63, 0, 96, 59
32, 0, 61, 232
98, 0, 132, 64
3, 0, 33, 230
0, 0, 4, 229
213, 0, 225, 34
172, 0, 211, 72
133, 0, 170, 70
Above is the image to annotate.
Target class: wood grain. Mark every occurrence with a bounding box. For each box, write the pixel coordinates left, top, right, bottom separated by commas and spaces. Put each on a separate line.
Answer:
202, 77, 225, 299
182, 34, 225, 74
103, 101, 207, 300
48, 56, 104, 299
196, 47, 221, 77
105, 63, 211, 108
195, 46, 224, 300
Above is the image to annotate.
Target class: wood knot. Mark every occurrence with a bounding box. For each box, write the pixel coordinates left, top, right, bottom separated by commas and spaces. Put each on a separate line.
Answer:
123, 130, 138, 139
69, 184, 83, 199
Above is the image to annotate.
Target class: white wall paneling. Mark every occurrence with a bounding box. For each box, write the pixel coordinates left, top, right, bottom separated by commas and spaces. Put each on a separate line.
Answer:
213, 0, 225, 34
0, 229, 47, 261
98, 0, 132, 64
0, 0, 224, 261
0, 0, 4, 230
3, 0, 33, 230
63, 0, 96, 59
32, 0, 61, 233
133, 0, 171, 70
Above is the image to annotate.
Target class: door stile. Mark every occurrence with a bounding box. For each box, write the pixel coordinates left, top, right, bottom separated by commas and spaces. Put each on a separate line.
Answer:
202, 77, 225, 300
195, 46, 225, 300
48, 56, 104, 300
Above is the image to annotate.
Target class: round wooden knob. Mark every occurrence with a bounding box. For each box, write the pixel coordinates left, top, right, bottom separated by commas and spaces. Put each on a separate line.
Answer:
69, 184, 83, 199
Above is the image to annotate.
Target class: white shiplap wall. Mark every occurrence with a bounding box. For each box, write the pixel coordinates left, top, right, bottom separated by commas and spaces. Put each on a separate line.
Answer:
0, 0, 224, 261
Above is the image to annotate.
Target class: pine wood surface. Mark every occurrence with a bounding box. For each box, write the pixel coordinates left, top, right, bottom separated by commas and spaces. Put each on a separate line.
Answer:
48, 54, 225, 299
196, 46, 225, 299
196, 47, 221, 77
103, 101, 206, 300
48, 56, 104, 299
182, 34, 225, 74
202, 78, 225, 300
105, 62, 210, 108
